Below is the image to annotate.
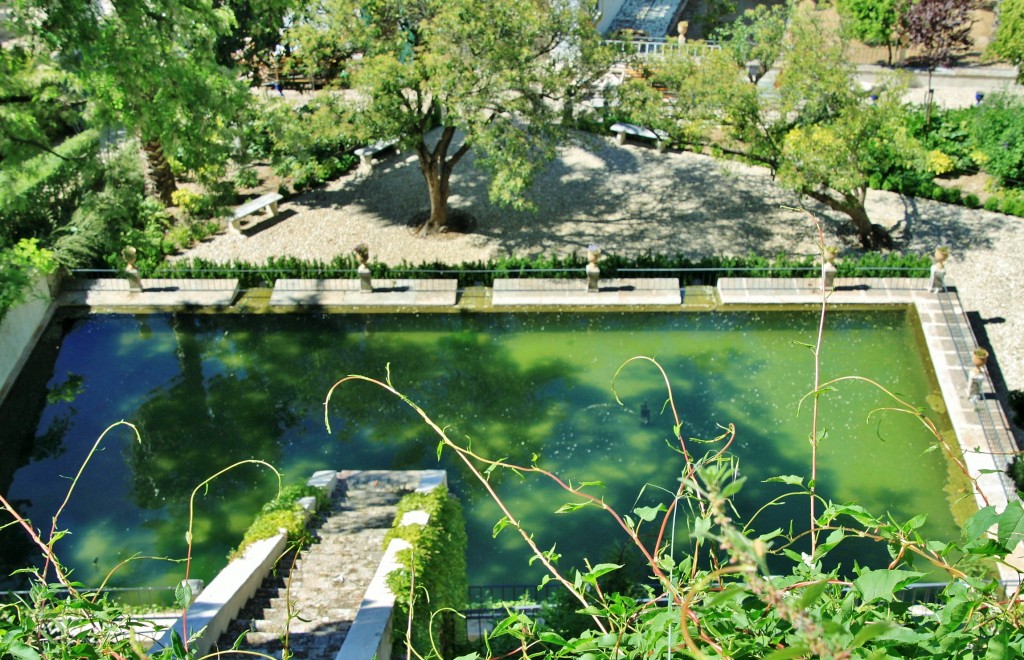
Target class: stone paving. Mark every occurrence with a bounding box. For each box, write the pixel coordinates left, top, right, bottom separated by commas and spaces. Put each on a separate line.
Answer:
212, 470, 422, 659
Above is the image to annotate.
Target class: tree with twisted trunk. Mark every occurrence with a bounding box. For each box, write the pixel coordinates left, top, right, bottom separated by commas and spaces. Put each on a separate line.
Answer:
311, 0, 611, 233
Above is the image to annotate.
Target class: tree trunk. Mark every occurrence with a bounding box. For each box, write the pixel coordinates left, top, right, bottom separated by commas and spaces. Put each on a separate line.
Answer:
420, 152, 451, 231
140, 139, 177, 205
415, 126, 469, 234
805, 187, 891, 249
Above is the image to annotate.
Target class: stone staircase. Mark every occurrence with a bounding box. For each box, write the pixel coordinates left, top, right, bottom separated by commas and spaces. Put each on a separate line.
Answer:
214, 470, 423, 659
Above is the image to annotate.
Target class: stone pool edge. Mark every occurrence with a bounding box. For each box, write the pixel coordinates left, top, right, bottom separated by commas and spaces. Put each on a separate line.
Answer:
717, 276, 1023, 585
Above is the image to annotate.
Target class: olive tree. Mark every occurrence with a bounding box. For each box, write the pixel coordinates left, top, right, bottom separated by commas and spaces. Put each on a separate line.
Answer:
311, 0, 610, 232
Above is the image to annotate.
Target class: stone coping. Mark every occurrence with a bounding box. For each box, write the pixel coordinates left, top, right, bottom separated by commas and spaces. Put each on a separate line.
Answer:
57, 278, 241, 307
492, 277, 681, 306
270, 279, 458, 306
717, 277, 1023, 585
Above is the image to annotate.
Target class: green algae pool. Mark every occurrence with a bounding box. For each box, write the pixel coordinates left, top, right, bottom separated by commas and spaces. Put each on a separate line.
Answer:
0, 309, 962, 592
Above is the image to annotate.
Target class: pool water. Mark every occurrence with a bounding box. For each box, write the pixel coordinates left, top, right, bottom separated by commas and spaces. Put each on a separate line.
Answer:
0, 309, 961, 591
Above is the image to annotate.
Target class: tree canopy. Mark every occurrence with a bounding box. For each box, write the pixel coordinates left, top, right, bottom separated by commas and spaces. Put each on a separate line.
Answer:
616, 8, 922, 248
313, 0, 611, 231
836, 0, 902, 64
991, 0, 1024, 82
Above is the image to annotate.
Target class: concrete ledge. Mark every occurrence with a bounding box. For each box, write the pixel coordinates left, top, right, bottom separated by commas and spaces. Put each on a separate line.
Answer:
152, 533, 288, 656
717, 277, 930, 305
58, 278, 241, 307
270, 279, 458, 306
0, 274, 56, 405
492, 278, 681, 306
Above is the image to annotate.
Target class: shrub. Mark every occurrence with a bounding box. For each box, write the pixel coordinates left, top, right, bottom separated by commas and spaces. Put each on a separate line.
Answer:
926, 149, 956, 175
152, 252, 931, 288
0, 130, 103, 246
170, 189, 221, 219
0, 238, 58, 322
385, 486, 468, 658
972, 93, 1024, 187
964, 192, 982, 208
231, 484, 328, 559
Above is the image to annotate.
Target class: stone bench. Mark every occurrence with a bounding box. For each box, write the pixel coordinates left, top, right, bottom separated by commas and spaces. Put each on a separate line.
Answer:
229, 192, 283, 234
354, 139, 398, 169
610, 122, 668, 151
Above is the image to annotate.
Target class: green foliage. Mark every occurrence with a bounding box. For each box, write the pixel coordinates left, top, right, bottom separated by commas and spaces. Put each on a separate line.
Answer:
231, 484, 327, 559
318, 0, 609, 229
0, 130, 102, 247
150, 251, 932, 289
991, 0, 1024, 82
385, 486, 468, 658
243, 96, 359, 191
1010, 390, 1024, 428
836, 0, 901, 63
0, 238, 57, 322
972, 93, 1024, 187
170, 189, 222, 220
0, 583, 160, 659
713, 2, 791, 82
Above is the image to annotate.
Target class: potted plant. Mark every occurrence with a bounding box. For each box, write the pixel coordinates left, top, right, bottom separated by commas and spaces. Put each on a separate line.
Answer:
972, 347, 989, 368
934, 245, 950, 265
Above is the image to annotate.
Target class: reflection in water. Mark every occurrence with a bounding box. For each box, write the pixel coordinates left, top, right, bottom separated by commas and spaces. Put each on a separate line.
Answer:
0, 310, 961, 590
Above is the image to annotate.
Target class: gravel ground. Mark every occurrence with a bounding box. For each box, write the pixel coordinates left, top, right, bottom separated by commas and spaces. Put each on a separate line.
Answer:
176, 133, 1024, 392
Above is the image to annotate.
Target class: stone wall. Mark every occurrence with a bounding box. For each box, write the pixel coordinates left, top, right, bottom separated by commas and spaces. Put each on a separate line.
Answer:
0, 274, 56, 405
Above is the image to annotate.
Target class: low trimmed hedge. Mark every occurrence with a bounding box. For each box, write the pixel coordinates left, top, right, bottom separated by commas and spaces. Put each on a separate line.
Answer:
150, 252, 933, 289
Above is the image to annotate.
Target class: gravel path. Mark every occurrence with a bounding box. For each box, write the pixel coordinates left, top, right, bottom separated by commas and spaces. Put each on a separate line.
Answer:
176, 133, 1024, 392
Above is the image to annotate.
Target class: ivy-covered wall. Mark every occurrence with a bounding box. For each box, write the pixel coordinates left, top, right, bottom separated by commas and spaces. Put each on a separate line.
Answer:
385, 486, 468, 658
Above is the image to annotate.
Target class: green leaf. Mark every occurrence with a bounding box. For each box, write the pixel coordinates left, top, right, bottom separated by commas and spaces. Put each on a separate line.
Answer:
850, 620, 895, 649
582, 563, 621, 583
633, 505, 661, 522
5, 643, 41, 660
765, 644, 810, 659
692, 516, 712, 541
904, 513, 928, 530
815, 528, 845, 557
997, 500, 1024, 550
174, 581, 193, 609
492, 516, 511, 538
853, 568, 924, 604
796, 579, 830, 610
555, 501, 591, 514
764, 474, 805, 487
721, 476, 747, 498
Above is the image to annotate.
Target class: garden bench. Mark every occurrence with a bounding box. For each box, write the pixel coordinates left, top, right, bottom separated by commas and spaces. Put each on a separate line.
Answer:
229, 192, 283, 234
354, 138, 398, 169
610, 122, 668, 151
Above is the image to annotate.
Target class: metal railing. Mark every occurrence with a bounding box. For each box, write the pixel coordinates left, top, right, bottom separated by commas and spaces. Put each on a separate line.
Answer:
602, 38, 720, 60
934, 287, 1020, 500
67, 266, 932, 292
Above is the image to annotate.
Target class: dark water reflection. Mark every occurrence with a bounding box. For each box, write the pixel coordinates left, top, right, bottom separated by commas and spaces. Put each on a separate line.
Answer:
0, 310, 960, 590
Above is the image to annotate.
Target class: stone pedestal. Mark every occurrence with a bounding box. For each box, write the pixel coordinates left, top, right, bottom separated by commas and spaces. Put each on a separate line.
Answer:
929, 264, 946, 293
822, 261, 837, 290
358, 264, 372, 293
966, 368, 985, 402
586, 263, 600, 292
